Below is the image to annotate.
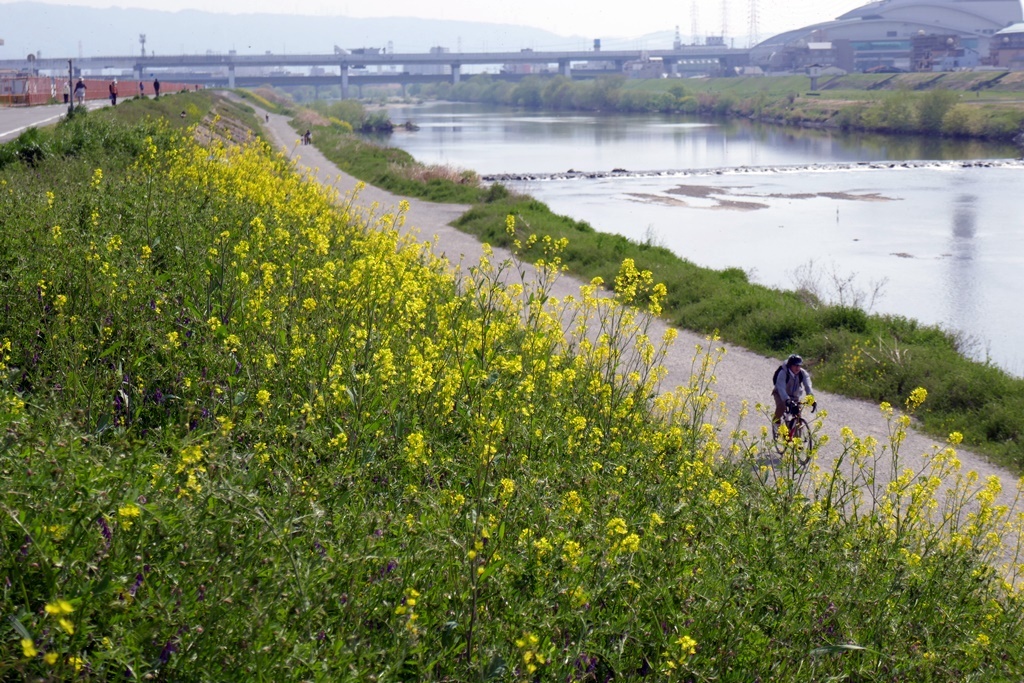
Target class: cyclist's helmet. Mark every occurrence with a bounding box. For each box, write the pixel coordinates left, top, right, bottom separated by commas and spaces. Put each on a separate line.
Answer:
786, 354, 803, 367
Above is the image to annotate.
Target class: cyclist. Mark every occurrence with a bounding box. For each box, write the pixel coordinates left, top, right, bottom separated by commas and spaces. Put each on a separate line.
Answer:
772, 354, 815, 425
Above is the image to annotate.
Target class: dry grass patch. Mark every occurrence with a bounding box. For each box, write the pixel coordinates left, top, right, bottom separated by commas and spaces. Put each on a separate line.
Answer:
393, 161, 481, 186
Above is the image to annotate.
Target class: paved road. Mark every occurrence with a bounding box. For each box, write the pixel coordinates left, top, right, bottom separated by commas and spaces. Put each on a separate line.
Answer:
0, 100, 124, 143
0, 103, 73, 142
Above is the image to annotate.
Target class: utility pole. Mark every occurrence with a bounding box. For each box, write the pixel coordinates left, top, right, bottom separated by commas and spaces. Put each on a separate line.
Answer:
67, 59, 73, 116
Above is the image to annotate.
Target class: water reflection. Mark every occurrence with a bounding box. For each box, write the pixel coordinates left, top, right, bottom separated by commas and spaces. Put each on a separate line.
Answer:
386, 103, 1018, 175
953, 194, 977, 241
946, 188, 981, 356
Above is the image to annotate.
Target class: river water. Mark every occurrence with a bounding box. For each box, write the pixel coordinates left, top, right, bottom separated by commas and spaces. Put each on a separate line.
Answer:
384, 103, 1024, 376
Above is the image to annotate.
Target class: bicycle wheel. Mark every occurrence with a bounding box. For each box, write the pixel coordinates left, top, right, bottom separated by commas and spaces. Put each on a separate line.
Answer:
772, 419, 791, 456
788, 417, 814, 465
772, 422, 783, 455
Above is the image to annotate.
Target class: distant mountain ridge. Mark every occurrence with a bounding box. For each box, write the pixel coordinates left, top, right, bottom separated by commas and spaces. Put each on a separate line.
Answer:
0, 1, 672, 60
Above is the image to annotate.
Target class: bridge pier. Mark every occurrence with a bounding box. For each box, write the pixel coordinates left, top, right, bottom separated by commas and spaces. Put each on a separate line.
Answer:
559, 59, 572, 79
341, 66, 350, 99
228, 65, 236, 89
451, 64, 461, 85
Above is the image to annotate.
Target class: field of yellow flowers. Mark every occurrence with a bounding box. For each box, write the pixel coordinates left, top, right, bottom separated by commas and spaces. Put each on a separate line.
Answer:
1, 97, 1023, 680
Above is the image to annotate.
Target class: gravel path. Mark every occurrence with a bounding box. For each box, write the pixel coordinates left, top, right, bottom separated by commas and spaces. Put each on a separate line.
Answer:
260, 109, 1021, 568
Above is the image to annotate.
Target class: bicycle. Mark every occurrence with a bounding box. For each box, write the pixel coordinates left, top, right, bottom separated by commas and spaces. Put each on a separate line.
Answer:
772, 399, 816, 465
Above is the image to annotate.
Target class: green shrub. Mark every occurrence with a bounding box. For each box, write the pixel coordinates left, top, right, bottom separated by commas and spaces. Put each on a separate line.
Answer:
745, 309, 814, 352
917, 89, 960, 133
820, 305, 870, 333
942, 103, 982, 136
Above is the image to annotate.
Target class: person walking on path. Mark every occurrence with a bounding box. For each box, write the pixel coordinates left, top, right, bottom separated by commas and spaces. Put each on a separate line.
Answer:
108, 80, 118, 106
62, 81, 70, 104
139, 81, 145, 98
73, 79, 86, 106
153, 78, 160, 98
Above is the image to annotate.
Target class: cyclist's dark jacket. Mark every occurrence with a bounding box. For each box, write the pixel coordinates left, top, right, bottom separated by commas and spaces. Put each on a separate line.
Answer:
774, 365, 812, 403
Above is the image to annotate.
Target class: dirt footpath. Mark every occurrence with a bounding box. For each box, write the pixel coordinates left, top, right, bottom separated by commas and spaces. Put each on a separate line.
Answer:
260, 109, 1021, 566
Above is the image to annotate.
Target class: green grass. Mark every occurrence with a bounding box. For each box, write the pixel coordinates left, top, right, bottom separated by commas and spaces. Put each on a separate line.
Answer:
3, 94, 1023, 680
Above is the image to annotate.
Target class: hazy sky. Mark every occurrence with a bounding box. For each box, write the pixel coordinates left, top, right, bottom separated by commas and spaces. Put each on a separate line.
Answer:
0, 0, 867, 39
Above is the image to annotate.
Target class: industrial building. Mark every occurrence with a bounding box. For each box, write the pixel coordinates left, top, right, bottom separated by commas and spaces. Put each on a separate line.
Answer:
751, 0, 1024, 72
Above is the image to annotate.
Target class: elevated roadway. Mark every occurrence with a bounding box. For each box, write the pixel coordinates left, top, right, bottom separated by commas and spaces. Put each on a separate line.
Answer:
0, 48, 750, 98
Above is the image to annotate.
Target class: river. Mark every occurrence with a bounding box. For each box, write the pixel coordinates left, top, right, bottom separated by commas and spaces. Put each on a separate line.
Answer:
383, 102, 1024, 376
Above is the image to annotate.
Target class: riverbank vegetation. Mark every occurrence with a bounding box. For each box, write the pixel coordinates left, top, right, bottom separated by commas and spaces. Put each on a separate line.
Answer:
412, 72, 1024, 142
287, 99, 1024, 471
453, 197, 1024, 468
3, 91, 1024, 680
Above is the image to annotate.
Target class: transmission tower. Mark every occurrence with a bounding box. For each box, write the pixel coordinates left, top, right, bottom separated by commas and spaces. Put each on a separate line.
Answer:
690, 0, 700, 45
747, 0, 760, 47
721, 0, 729, 41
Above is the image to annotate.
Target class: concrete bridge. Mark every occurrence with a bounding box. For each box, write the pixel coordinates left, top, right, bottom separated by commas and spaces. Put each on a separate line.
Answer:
0, 47, 750, 98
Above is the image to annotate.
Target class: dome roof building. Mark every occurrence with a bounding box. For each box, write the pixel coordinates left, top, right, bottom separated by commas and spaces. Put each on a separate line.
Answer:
752, 0, 1023, 72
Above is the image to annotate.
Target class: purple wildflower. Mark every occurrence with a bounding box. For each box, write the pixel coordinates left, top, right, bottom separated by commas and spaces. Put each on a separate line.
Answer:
97, 516, 112, 547
158, 639, 179, 665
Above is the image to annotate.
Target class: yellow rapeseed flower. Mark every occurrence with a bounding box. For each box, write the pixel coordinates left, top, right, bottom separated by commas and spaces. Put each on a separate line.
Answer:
907, 387, 928, 409
118, 503, 142, 529
606, 518, 628, 536
618, 533, 641, 553
45, 599, 74, 616
677, 635, 698, 656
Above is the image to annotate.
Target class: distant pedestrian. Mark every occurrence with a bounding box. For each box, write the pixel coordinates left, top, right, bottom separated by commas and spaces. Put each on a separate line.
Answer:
303, 130, 312, 145
139, 81, 145, 98
62, 81, 70, 104
109, 80, 118, 106
153, 78, 160, 98
74, 79, 86, 106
